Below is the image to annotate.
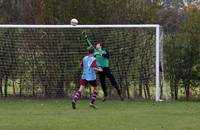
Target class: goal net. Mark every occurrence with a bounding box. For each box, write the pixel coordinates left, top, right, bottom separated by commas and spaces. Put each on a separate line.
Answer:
0, 25, 168, 101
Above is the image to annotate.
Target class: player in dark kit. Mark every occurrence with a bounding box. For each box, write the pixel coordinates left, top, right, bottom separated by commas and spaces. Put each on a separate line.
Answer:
83, 33, 123, 101
72, 47, 102, 109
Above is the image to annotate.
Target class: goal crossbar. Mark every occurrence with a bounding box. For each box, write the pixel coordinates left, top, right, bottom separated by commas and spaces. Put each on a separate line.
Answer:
0, 24, 159, 28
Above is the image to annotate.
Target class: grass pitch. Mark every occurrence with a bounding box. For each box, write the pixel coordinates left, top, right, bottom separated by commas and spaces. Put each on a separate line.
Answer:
0, 98, 200, 130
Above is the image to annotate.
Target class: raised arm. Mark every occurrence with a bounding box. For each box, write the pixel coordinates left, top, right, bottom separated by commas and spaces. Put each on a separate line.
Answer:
82, 32, 93, 47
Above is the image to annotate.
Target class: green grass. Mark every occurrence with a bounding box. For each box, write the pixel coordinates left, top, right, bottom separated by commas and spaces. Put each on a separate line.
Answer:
0, 99, 200, 130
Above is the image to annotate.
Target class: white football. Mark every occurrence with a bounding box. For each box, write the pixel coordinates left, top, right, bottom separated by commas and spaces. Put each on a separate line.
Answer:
71, 18, 78, 26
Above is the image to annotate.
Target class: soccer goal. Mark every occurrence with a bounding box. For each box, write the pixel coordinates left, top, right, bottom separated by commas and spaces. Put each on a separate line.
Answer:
0, 24, 167, 101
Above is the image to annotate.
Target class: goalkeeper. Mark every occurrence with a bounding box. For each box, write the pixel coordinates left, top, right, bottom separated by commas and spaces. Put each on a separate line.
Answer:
83, 33, 123, 101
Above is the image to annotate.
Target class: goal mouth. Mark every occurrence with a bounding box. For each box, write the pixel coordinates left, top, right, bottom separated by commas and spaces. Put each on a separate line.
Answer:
0, 24, 167, 100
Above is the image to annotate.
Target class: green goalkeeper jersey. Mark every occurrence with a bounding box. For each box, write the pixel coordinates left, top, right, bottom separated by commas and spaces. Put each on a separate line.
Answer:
84, 37, 109, 68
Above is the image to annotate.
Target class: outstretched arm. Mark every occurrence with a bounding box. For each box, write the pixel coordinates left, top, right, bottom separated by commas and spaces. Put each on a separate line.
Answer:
82, 32, 93, 47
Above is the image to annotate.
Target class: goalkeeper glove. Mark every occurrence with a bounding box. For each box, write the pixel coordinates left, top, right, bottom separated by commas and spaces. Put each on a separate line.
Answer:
81, 31, 87, 39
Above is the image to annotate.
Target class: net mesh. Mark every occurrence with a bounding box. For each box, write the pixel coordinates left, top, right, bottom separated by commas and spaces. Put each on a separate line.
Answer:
0, 27, 164, 99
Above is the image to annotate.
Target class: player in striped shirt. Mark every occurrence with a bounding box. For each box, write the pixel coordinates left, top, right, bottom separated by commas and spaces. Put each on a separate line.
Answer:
72, 46, 102, 109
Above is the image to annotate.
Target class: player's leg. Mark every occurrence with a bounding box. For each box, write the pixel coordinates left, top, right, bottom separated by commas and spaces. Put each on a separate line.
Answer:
72, 79, 87, 109
104, 67, 123, 100
98, 71, 107, 101
72, 85, 84, 103
89, 80, 98, 108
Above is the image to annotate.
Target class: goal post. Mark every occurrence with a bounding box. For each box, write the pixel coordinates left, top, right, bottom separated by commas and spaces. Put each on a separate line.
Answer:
0, 24, 166, 100
156, 25, 160, 101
